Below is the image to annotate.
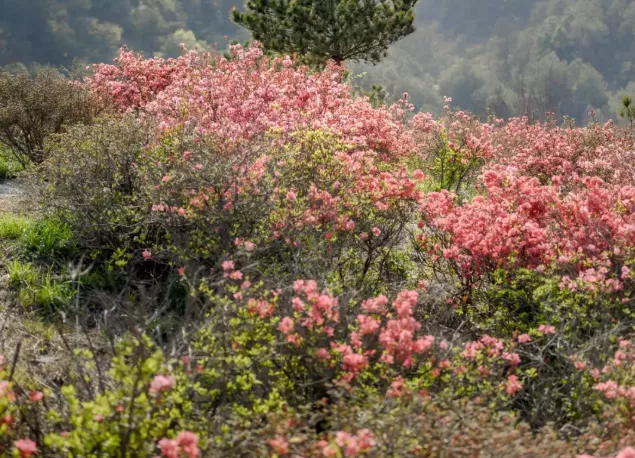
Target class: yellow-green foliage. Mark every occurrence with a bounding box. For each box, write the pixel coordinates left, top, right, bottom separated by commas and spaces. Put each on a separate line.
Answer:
0, 214, 33, 240
8, 260, 75, 313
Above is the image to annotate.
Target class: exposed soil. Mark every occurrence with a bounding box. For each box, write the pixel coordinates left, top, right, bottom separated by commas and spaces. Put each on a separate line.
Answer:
0, 178, 28, 214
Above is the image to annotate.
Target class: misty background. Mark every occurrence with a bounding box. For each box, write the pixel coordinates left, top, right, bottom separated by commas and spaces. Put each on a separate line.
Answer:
1, 0, 634, 123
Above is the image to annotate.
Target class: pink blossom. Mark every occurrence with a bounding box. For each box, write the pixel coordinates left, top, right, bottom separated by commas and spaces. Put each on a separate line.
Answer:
150, 375, 175, 394
176, 432, 199, 458
371, 227, 381, 237
505, 374, 523, 396
342, 353, 368, 372
574, 360, 587, 371
322, 444, 338, 457
356, 429, 376, 451
315, 348, 330, 360
617, 447, 635, 458
335, 432, 360, 457
14, 439, 38, 458
357, 315, 380, 335
228, 270, 243, 280
502, 352, 521, 366
278, 317, 294, 334
142, 249, 152, 260
387, 376, 406, 398
517, 333, 532, 344
268, 435, 289, 455
538, 324, 556, 335
159, 438, 179, 458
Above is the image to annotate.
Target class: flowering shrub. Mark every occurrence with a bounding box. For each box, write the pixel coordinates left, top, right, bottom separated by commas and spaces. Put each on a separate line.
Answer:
15, 43, 635, 456
0, 280, 633, 457
417, 117, 635, 332
146, 128, 424, 293
89, 43, 417, 157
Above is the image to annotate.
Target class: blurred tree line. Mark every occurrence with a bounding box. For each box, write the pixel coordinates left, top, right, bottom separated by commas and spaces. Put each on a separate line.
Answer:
0, 0, 245, 68
354, 0, 635, 122
2, 0, 635, 122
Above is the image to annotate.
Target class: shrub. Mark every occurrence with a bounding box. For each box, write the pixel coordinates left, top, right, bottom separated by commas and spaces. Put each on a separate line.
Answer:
0, 67, 98, 166
34, 114, 156, 260
0, 148, 23, 178
145, 128, 424, 294
0, 284, 632, 457
88, 43, 418, 157
216, 395, 635, 458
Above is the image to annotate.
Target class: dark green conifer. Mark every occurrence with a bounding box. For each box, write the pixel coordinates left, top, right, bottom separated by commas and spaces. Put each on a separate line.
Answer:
232, 0, 419, 66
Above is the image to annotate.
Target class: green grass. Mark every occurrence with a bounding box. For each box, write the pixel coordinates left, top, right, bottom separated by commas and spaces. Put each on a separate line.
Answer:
8, 259, 76, 313
0, 149, 24, 178
0, 214, 34, 239
8, 259, 37, 287
4, 216, 78, 314
20, 217, 73, 259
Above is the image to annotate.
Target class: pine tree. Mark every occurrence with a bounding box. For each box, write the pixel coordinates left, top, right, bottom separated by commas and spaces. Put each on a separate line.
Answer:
620, 96, 635, 136
232, 0, 419, 66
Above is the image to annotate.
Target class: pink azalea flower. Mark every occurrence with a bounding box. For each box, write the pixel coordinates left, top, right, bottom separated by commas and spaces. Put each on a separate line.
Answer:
150, 375, 175, 395
278, 317, 294, 334
14, 439, 38, 458
505, 374, 523, 396
176, 432, 199, 458
159, 438, 179, 458
268, 435, 289, 455
538, 324, 556, 335
517, 333, 532, 344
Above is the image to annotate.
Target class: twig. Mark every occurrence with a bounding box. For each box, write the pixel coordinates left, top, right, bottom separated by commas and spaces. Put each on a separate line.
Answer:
9, 340, 21, 381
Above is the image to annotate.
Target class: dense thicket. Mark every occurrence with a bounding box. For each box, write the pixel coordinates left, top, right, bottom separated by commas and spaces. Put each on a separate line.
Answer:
1, 43, 635, 457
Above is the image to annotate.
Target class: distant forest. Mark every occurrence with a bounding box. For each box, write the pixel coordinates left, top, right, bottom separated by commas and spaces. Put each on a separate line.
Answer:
2, 0, 635, 122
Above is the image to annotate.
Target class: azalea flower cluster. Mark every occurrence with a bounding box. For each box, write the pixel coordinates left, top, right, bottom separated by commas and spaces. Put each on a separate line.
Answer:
89, 42, 417, 156
421, 172, 635, 287
490, 117, 635, 187
420, 120, 635, 295
579, 338, 635, 424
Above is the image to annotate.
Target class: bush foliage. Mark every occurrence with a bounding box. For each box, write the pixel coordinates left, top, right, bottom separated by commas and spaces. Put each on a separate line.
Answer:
0, 67, 98, 165
1, 44, 634, 457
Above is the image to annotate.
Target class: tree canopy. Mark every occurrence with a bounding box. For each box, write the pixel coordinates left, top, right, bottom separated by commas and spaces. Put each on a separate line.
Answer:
232, 0, 419, 65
